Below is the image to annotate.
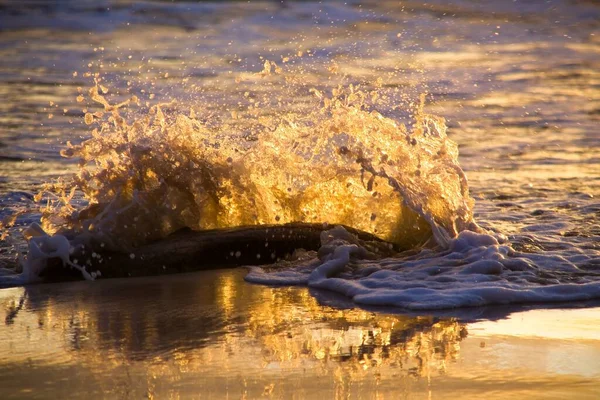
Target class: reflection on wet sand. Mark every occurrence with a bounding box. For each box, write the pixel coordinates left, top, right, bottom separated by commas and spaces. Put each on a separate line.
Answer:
0, 269, 466, 399
2, 269, 600, 399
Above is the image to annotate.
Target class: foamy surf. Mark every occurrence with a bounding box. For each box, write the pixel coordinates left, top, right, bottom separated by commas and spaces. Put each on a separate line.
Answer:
247, 227, 600, 309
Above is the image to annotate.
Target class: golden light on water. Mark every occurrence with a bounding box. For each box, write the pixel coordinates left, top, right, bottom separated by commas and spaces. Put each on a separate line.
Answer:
2, 271, 600, 398
469, 308, 600, 341
24, 75, 476, 254
1, 1, 600, 398
0, 272, 465, 396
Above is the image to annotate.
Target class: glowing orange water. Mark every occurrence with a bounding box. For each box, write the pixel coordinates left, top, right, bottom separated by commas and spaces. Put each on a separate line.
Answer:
36, 72, 477, 251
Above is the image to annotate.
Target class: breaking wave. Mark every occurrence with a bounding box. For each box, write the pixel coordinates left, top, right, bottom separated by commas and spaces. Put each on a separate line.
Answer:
36, 77, 476, 251
2, 67, 600, 310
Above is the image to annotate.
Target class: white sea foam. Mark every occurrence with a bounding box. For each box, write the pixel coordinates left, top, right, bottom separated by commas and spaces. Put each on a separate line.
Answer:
246, 227, 600, 310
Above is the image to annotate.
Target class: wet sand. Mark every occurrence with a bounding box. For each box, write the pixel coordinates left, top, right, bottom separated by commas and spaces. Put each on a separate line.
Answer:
1, 268, 599, 399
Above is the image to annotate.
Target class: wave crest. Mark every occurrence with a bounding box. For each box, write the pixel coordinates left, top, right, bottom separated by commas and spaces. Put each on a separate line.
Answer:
34, 79, 477, 253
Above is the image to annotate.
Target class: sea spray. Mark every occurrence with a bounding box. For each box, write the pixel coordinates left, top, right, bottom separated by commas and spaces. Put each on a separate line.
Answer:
27, 73, 476, 252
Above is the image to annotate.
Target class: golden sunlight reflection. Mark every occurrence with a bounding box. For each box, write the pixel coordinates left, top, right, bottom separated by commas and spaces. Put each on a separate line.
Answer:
2, 271, 600, 398
0, 271, 466, 397
469, 308, 600, 341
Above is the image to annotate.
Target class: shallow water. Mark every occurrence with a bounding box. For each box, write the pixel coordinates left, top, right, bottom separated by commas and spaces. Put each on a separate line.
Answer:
1, 269, 600, 399
0, 0, 600, 394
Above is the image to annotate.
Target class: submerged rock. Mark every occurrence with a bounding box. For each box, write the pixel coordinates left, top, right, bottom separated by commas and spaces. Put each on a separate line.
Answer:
8, 223, 400, 285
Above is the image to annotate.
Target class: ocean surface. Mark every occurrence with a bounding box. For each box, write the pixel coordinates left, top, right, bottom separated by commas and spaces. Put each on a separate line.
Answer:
2, 269, 600, 399
0, 0, 599, 396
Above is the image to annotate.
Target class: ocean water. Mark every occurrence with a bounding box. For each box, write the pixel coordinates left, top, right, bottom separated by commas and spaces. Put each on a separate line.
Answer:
0, 0, 599, 312
1, 1, 600, 398
2, 269, 600, 399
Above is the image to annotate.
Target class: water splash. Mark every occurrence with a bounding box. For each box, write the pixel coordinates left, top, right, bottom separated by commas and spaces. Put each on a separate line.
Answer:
33, 73, 477, 256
